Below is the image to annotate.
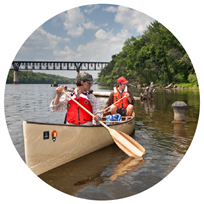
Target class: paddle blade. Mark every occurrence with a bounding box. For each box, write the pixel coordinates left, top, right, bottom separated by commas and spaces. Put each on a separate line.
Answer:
109, 129, 145, 157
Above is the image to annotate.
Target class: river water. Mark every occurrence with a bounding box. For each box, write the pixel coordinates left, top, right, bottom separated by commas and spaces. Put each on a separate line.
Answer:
4, 84, 199, 200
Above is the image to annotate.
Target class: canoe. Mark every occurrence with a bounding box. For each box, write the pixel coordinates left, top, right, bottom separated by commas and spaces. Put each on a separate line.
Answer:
23, 112, 135, 176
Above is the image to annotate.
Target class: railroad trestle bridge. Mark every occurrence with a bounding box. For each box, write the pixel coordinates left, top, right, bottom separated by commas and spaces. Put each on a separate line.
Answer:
11, 61, 109, 84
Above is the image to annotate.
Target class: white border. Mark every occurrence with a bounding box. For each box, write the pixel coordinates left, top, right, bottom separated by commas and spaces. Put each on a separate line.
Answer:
0, 0, 204, 204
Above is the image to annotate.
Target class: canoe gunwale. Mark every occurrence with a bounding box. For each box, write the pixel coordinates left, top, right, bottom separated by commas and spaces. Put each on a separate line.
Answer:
25, 112, 135, 127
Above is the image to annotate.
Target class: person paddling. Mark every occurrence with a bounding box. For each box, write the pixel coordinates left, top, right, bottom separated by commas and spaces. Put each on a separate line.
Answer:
50, 72, 102, 125
101, 77, 134, 116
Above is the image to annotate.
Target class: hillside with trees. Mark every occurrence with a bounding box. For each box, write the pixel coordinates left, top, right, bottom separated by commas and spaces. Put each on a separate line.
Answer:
98, 21, 197, 87
6, 70, 75, 84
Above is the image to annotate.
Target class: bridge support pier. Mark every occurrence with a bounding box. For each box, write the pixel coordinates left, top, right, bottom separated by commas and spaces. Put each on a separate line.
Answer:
13, 70, 19, 84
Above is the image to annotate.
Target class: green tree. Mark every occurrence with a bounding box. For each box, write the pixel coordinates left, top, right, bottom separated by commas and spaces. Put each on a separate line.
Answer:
188, 73, 198, 84
6, 70, 75, 84
98, 20, 194, 87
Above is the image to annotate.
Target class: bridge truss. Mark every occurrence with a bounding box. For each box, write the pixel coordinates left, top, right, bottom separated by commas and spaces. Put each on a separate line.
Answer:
11, 61, 109, 72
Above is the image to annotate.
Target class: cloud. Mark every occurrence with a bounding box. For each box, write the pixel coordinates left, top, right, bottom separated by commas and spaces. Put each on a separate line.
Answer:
83, 21, 98, 30
53, 28, 131, 61
22, 26, 69, 50
84, 4, 100, 14
15, 26, 70, 60
15, 5, 154, 62
103, 6, 118, 13
95, 29, 114, 40
63, 7, 85, 37
63, 7, 99, 37
104, 5, 155, 33
53, 46, 78, 59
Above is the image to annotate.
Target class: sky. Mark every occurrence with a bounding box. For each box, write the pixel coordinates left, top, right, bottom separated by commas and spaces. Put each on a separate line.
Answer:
14, 4, 155, 78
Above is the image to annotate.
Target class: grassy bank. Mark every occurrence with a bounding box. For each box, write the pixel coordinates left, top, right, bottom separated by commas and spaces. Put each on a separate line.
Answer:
176, 83, 198, 89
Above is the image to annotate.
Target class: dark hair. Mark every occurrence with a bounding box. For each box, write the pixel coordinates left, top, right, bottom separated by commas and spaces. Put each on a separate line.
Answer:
116, 83, 122, 87
75, 81, 82, 86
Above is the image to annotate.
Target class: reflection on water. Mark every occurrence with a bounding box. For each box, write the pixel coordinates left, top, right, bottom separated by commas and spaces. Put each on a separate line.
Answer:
140, 100, 155, 119
39, 144, 124, 196
110, 156, 145, 181
4, 84, 199, 200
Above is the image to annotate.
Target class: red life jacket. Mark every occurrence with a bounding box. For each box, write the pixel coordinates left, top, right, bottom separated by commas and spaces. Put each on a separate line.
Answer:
66, 91, 93, 125
113, 86, 129, 109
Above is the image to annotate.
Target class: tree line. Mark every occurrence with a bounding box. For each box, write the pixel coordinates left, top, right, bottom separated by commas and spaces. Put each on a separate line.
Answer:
98, 21, 197, 87
6, 70, 75, 84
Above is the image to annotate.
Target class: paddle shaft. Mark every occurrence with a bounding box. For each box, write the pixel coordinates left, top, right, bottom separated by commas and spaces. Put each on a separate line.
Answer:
61, 90, 110, 130
103, 96, 126, 112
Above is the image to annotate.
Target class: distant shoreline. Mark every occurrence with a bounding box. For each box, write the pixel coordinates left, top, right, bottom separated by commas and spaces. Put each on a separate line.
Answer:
130, 86, 199, 90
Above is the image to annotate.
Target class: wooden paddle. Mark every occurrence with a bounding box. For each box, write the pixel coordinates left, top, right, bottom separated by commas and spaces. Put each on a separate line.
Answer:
102, 96, 127, 112
61, 89, 145, 157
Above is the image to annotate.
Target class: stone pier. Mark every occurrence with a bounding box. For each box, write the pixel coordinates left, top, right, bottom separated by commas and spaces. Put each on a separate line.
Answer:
172, 101, 187, 123
13, 70, 19, 84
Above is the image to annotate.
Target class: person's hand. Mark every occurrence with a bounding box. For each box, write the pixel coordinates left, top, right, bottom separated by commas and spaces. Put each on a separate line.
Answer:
124, 93, 130, 98
53, 86, 65, 105
55, 86, 65, 95
93, 114, 100, 122
124, 93, 132, 104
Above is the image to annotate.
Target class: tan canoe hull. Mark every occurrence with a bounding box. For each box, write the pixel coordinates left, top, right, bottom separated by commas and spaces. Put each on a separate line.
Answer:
23, 116, 135, 176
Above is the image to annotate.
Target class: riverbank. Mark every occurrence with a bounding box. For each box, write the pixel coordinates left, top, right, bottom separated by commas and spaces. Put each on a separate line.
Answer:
128, 83, 199, 90
155, 86, 199, 90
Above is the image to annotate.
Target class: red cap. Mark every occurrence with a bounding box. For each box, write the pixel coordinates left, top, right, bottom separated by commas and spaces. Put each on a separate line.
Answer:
117, 77, 129, 84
